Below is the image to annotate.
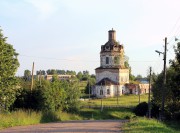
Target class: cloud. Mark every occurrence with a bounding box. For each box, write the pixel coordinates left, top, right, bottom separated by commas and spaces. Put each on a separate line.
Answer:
25, 0, 58, 19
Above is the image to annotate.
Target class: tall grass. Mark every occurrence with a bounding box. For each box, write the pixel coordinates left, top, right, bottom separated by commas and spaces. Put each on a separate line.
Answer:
0, 110, 41, 129
123, 117, 179, 133
0, 110, 82, 129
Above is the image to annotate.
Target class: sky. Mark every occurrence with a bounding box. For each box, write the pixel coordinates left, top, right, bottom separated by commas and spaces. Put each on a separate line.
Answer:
1, 0, 180, 77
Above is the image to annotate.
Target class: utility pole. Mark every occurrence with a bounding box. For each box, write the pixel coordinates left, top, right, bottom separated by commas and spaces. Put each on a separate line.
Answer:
31, 62, 34, 91
101, 83, 103, 112
155, 37, 167, 120
88, 79, 90, 101
116, 77, 119, 105
138, 86, 140, 104
162, 37, 167, 120
148, 67, 152, 119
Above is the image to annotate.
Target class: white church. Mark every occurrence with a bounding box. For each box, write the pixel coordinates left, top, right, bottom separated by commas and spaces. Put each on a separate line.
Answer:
95, 29, 129, 98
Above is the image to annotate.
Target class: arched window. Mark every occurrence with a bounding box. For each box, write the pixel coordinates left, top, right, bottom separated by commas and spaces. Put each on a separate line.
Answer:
106, 57, 109, 64
107, 89, 110, 95
100, 90, 103, 95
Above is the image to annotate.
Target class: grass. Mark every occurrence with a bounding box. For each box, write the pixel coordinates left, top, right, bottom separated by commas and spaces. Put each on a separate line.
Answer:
81, 94, 149, 107
0, 108, 179, 133
0, 107, 134, 129
0, 110, 41, 129
0, 110, 82, 130
78, 108, 135, 120
123, 117, 180, 133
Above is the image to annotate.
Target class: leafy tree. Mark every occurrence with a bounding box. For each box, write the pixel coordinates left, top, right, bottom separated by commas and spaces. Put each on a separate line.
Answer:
66, 70, 76, 75
82, 70, 90, 80
64, 81, 81, 113
85, 77, 96, 94
24, 70, 31, 81
77, 71, 83, 80
57, 70, 65, 75
0, 28, 19, 112
36, 70, 46, 75
124, 59, 135, 81
135, 74, 143, 79
46, 69, 57, 75
152, 42, 180, 120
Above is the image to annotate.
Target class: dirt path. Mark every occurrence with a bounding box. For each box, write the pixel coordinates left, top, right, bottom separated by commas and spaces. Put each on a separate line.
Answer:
0, 120, 128, 133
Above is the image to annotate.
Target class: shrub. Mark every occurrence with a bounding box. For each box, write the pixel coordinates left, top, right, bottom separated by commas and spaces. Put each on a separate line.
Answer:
133, 102, 148, 116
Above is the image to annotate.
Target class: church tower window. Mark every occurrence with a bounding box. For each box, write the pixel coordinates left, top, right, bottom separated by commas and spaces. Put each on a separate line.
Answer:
106, 57, 109, 64
107, 89, 110, 95
100, 90, 103, 95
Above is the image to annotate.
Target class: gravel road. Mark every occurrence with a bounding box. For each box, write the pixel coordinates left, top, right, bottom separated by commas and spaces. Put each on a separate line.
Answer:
0, 120, 128, 133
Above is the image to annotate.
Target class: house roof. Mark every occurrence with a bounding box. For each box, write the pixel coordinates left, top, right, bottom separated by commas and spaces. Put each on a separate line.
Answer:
96, 78, 119, 86
136, 78, 149, 84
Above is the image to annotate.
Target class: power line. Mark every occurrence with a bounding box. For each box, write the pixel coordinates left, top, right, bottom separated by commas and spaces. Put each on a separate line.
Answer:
167, 16, 180, 43
19, 54, 161, 63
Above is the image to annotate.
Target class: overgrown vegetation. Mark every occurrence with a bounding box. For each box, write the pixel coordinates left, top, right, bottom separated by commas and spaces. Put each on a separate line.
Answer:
13, 78, 81, 113
123, 117, 180, 133
152, 42, 180, 120
0, 28, 20, 112
0, 110, 82, 129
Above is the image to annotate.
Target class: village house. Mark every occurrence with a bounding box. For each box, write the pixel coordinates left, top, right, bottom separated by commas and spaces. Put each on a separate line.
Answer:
46, 74, 74, 81
125, 79, 150, 95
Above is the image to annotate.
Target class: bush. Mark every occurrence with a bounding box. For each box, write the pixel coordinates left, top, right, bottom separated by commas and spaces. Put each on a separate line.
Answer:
134, 102, 148, 116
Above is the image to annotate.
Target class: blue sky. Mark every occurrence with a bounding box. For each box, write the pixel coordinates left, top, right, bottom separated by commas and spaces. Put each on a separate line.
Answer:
1, 0, 180, 76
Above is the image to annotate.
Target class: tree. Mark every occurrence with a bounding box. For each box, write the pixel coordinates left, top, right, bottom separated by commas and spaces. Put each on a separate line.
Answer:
85, 77, 96, 94
0, 28, 19, 112
64, 81, 81, 112
77, 71, 83, 80
136, 74, 143, 79
24, 70, 31, 81
46, 69, 57, 75
124, 58, 135, 81
152, 42, 180, 120
36, 70, 46, 75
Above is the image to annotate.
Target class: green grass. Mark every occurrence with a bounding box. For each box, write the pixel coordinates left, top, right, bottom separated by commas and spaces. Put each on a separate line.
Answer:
0, 110, 82, 130
123, 117, 180, 133
81, 94, 149, 107
1, 108, 179, 133
79, 107, 135, 120
0, 110, 41, 129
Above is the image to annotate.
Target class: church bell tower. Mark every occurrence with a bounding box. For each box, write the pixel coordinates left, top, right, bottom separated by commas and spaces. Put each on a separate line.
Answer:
95, 29, 129, 98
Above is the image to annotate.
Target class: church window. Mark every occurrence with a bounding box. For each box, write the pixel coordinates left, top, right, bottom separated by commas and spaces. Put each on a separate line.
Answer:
107, 89, 110, 95
106, 57, 109, 64
100, 90, 103, 95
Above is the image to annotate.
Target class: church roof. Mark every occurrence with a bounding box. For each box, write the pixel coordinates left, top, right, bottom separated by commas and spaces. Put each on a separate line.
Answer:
95, 66, 126, 70
96, 78, 119, 86
100, 29, 124, 53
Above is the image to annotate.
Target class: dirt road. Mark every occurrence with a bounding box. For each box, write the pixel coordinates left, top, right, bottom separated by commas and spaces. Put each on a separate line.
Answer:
0, 120, 128, 133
